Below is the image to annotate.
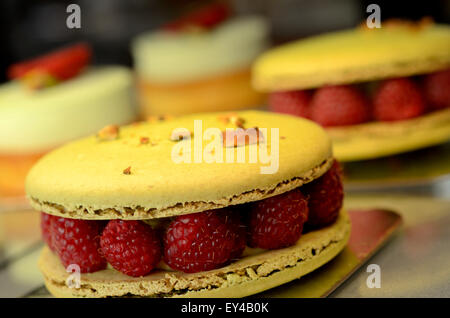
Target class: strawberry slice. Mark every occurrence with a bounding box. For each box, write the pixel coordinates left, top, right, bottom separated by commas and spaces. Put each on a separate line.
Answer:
8, 43, 91, 81
163, 2, 231, 31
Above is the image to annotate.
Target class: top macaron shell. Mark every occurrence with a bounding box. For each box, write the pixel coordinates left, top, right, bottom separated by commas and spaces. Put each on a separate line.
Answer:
253, 23, 450, 91
26, 111, 332, 220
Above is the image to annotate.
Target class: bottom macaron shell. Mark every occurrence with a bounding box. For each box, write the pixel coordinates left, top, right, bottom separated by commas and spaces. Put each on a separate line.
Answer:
39, 209, 350, 298
329, 108, 450, 162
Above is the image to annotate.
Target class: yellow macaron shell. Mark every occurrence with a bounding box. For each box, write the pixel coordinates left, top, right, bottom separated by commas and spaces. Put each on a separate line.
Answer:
26, 111, 332, 219
253, 23, 450, 91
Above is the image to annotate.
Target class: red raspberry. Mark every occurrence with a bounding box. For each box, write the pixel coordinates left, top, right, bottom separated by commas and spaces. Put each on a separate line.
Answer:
422, 69, 450, 110
247, 188, 309, 249
229, 213, 247, 260
303, 160, 343, 229
309, 85, 371, 126
163, 3, 230, 31
51, 217, 106, 273
100, 220, 161, 277
8, 43, 91, 81
41, 212, 57, 251
268, 90, 311, 118
373, 78, 426, 121
163, 209, 245, 273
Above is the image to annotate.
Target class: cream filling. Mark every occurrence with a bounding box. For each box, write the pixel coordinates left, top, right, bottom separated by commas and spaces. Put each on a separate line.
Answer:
132, 16, 270, 83
0, 66, 136, 154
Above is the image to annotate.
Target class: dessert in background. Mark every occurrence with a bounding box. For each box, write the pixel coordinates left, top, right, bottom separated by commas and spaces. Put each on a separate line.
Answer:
26, 111, 350, 297
253, 19, 450, 162
132, 3, 269, 117
0, 43, 137, 197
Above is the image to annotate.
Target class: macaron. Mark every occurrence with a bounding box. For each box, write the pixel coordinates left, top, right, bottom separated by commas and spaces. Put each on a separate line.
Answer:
252, 19, 450, 161
26, 110, 350, 297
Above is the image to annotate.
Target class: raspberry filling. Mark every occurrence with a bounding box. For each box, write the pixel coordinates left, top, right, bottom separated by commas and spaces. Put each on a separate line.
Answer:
41, 161, 343, 276
269, 69, 450, 127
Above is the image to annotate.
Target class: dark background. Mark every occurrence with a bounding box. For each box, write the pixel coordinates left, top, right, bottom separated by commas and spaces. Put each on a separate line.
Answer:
1, 0, 449, 83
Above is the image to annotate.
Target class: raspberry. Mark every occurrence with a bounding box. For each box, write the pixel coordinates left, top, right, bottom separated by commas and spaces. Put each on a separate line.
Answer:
8, 43, 91, 81
51, 217, 106, 273
228, 213, 247, 260
41, 212, 57, 251
163, 3, 230, 31
100, 220, 161, 277
163, 209, 245, 273
422, 69, 450, 110
303, 160, 343, 229
268, 90, 311, 118
309, 85, 371, 126
373, 78, 426, 121
247, 188, 309, 249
